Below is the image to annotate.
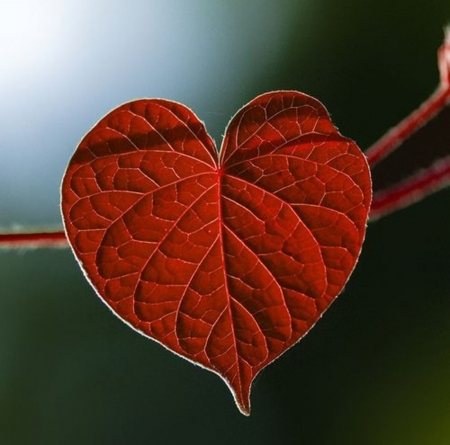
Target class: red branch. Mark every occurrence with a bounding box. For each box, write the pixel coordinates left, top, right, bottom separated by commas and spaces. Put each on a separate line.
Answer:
0, 230, 68, 249
368, 28, 450, 220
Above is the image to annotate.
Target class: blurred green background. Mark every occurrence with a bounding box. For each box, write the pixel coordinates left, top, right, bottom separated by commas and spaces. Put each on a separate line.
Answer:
1, 1, 450, 444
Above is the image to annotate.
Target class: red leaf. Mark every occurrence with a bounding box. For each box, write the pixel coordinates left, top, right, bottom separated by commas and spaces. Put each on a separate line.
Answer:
61, 91, 372, 415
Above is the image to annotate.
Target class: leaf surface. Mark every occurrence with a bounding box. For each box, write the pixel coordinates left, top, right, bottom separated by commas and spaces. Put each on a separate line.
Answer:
61, 91, 372, 415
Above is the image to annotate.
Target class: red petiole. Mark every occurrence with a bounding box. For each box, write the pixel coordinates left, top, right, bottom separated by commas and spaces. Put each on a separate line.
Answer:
0, 230, 68, 248
368, 27, 450, 219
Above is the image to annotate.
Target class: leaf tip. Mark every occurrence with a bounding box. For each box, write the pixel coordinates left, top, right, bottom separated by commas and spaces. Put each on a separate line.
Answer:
226, 378, 252, 416
236, 400, 251, 417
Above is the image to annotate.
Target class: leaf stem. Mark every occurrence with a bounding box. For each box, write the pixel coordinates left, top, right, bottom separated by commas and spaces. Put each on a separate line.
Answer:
0, 230, 68, 249
368, 29, 450, 220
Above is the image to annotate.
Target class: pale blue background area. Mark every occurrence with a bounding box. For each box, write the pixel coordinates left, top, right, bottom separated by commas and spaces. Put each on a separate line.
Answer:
0, 0, 300, 225
1, 1, 450, 444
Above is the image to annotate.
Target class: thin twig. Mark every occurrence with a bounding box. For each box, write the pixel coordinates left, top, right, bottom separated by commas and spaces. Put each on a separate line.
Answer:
0, 230, 69, 249
368, 28, 450, 220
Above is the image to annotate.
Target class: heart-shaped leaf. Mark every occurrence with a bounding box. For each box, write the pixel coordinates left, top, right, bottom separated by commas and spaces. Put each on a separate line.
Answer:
61, 91, 372, 415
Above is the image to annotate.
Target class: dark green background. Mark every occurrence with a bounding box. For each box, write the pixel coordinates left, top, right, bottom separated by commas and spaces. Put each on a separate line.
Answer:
1, 1, 450, 444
